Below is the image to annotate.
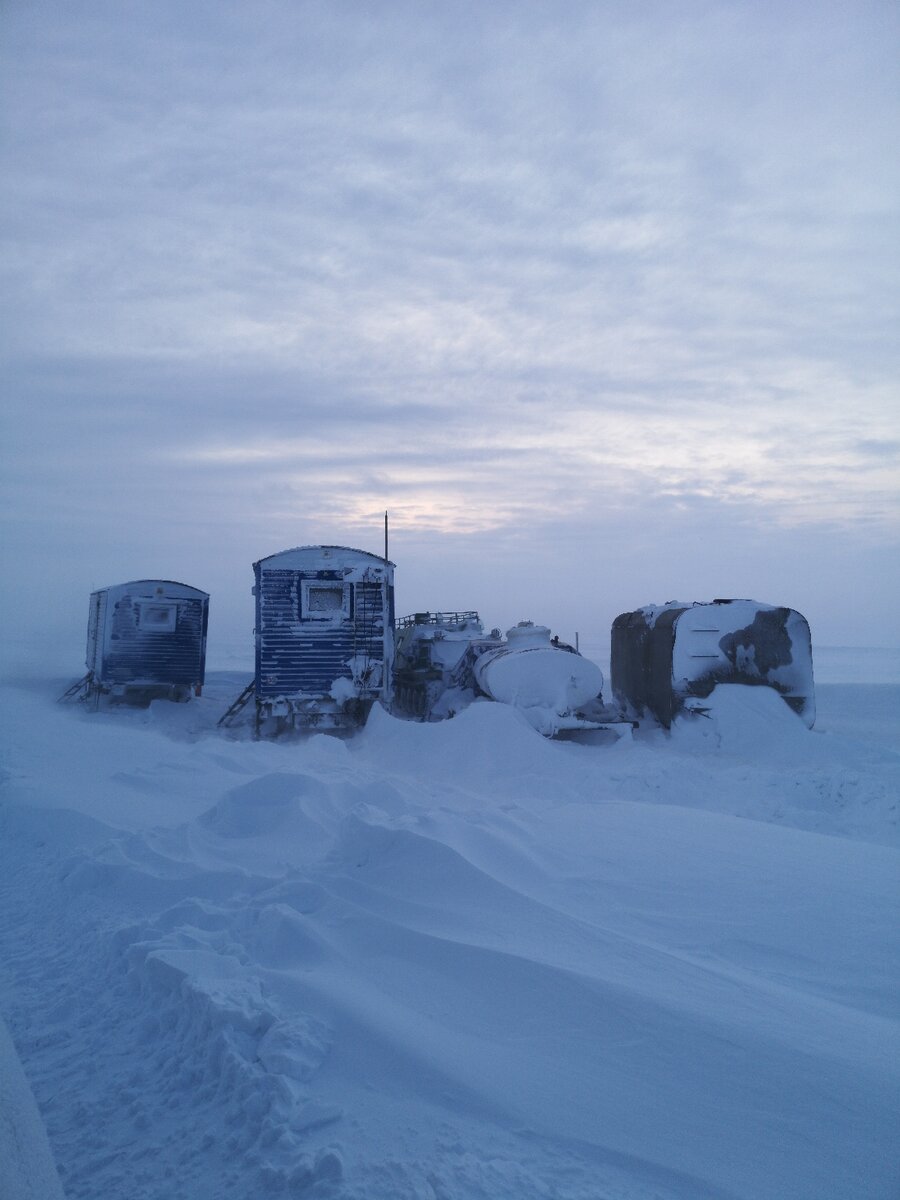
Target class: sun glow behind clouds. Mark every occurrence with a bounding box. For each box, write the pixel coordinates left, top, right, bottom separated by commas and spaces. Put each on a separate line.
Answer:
170, 378, 900, 537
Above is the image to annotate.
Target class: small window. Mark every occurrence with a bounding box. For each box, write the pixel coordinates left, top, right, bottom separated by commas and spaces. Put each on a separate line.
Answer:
302, 581, 350, 621
139, 603, 177, 632
308, 586, 343, 613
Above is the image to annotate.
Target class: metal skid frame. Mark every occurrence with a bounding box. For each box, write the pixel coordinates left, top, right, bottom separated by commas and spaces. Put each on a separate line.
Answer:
253, 694, 373, 738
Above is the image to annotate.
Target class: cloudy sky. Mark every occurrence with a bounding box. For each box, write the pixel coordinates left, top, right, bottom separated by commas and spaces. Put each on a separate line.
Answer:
2, 0, 898, 667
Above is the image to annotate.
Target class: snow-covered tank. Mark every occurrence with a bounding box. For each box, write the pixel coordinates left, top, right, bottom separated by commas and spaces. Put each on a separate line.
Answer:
473, 622, 606, 734
61, 579, 209, 706
247, 544, 394, 733
391, 614, 611, 736
611, 599, 815, 728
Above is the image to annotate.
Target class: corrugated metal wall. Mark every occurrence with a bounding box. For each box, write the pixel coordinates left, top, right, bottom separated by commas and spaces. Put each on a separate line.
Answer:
255, 567, 388, 699
96, 590, 208, 687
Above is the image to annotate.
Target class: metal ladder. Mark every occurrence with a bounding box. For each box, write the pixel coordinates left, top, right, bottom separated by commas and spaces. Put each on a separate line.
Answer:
217, 681, 255, 727
57, 673, 93, 703
352, 574, 382, 684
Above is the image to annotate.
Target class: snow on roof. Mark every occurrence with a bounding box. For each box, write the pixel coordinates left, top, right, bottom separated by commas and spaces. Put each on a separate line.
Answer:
92, 579, 209, 596
254, 545, 395, 568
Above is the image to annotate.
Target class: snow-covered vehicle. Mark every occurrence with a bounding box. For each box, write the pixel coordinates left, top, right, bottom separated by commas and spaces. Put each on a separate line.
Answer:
391, 612, 622, 736
611, 599, 815, 728
391, 611, 493, 721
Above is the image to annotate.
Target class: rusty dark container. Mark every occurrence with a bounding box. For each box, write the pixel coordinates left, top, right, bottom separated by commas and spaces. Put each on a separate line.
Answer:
611, 599, 815, 728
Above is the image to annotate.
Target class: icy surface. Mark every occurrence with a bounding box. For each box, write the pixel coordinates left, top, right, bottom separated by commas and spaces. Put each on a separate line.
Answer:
1, 668, 899, 1200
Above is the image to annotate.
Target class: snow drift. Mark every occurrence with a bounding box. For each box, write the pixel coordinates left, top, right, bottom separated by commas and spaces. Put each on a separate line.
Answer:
1, 671, 898, 1200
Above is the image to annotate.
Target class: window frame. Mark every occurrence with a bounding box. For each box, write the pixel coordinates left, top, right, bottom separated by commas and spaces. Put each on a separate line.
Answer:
300, 579, 352, 622
138, 602, 178, 633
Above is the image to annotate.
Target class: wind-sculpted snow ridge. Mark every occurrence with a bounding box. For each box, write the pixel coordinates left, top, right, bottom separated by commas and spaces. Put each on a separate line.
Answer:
1, 676, 899, 1199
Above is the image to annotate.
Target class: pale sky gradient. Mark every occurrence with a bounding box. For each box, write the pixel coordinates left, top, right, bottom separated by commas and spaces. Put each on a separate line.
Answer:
2, 0, 898, 668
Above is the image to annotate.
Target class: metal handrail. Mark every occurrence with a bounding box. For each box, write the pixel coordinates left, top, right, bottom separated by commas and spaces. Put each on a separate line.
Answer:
396, 611, 480, 629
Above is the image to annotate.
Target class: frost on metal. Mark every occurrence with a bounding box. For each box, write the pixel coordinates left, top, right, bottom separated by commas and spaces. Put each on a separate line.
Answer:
391, 611, 491, 722
252, 545, 394, 733
611, 599, 815, 728
391, 615, 618, 736
473, 622, 607, 735
80, 580, 209, 705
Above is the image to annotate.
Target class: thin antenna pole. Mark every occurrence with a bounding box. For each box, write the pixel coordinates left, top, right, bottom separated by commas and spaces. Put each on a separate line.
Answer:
576, 631, 580, 652
384, 510, 389, 563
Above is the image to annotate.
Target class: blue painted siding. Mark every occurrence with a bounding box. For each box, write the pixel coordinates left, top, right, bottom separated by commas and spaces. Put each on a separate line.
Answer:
253, 549, 392, 701
88, 582, 209, 689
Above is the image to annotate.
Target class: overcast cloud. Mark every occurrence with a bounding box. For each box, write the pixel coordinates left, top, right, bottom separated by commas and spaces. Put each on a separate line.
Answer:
2, 0, 898, 667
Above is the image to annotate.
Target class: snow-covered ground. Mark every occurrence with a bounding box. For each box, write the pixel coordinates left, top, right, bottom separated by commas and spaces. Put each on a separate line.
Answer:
1, 665, 898, 1200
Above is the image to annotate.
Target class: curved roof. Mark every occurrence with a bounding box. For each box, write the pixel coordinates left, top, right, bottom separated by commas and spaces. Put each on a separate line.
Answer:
94, 580, 209, 598
254, 545, 395, 568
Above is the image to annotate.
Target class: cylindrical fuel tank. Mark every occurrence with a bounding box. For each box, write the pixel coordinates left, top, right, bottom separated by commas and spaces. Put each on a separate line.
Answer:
474, 622, 604, 712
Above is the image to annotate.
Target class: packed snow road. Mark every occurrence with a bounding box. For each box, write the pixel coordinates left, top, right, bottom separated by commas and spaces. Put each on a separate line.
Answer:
1, 674, 898, 1200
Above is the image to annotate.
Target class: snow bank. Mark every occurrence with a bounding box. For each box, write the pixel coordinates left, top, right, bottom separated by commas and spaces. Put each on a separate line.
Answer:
1, 671, 899, 1199
0, 1016, 66, 1200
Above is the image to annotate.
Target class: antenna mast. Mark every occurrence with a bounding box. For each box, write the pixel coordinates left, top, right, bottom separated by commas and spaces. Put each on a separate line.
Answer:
384, 510, 389, 563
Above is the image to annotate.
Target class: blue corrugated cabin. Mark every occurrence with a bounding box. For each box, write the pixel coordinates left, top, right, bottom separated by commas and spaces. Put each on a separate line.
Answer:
253, 545, 395, 731
85, 579, 209, 704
